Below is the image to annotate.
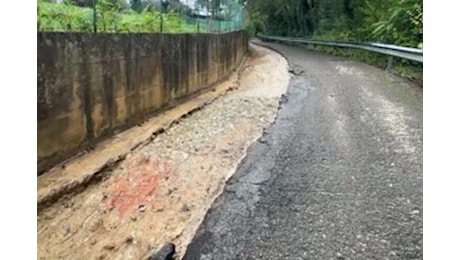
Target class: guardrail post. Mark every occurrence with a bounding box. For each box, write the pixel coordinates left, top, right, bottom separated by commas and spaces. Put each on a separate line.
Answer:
386, 56, 394, 70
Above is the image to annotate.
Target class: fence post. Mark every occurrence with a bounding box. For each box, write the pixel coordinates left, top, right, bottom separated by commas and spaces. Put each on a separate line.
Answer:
160, 7, 163, 33
92, 0, 97, 33
207, 0, 210, 33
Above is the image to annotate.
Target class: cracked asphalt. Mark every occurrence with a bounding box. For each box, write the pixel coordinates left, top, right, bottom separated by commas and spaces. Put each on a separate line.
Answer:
183, 42, 423, 260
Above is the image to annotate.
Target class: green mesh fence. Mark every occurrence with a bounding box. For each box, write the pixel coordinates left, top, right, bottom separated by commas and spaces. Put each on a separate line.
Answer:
37, 0, 245, 34
182, 0, 245, 33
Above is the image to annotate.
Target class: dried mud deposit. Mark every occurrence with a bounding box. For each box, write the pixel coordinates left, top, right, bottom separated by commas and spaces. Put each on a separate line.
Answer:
38, 43, 289, 260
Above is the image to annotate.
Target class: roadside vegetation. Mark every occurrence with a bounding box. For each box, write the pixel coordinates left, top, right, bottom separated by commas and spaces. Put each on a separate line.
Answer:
37, 0, 195, 33
38, 0, 244, 33
244, 0, 423, 85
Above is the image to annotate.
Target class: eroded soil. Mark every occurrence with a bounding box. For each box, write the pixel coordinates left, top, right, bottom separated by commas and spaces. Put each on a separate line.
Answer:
37, 44, 289, 260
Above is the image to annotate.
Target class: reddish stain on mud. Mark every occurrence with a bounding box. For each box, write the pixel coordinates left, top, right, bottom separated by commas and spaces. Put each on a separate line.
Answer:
102, 155, 173, 217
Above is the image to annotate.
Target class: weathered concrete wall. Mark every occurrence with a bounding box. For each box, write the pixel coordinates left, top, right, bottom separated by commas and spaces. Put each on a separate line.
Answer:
38, 31, 247, 174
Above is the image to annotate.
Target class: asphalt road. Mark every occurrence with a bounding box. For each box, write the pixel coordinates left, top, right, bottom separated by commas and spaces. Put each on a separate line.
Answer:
183, 42, 423, 260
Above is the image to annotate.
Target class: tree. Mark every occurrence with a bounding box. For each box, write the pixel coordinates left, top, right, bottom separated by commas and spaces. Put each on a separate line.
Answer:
131, 0, 143, 13
245, 0, 422, 47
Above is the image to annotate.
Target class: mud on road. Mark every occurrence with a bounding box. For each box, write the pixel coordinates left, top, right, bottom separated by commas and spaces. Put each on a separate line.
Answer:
184, 42, 423, 260
37, 43, 290, 260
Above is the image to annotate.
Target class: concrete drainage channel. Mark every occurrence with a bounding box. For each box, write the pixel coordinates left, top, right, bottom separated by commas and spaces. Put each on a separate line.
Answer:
37, 43, 290, 260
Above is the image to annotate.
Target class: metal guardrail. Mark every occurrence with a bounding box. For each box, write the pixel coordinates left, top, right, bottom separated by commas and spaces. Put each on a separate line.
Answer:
257, 35, 423, 67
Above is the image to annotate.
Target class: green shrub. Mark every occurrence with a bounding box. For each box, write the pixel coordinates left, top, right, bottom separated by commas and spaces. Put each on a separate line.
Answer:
38, 1, 197, 33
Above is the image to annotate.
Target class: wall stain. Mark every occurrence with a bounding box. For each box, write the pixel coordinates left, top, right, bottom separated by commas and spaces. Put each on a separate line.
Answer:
37, 31, 247, 174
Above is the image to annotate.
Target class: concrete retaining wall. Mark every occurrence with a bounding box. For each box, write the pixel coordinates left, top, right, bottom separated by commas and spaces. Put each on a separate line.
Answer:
38, 31, 247, 174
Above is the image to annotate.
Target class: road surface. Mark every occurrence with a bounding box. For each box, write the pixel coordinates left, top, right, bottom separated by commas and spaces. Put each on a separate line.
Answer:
183, 42, 423, 259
